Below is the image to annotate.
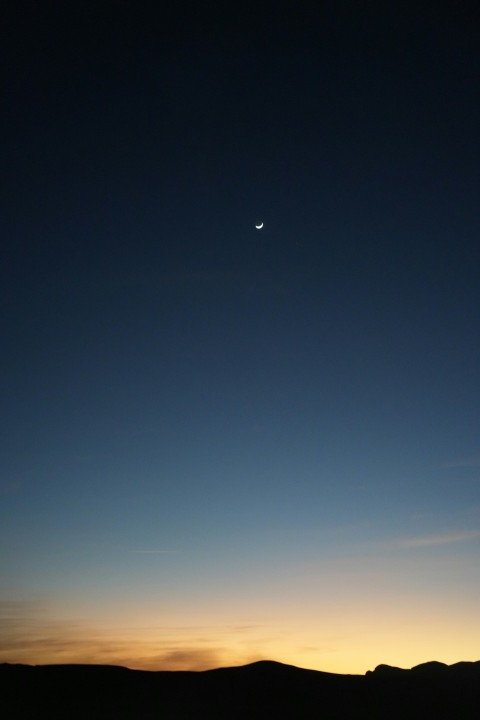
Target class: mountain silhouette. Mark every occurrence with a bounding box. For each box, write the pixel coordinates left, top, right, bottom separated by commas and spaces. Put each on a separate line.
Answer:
2, 659, 479, 719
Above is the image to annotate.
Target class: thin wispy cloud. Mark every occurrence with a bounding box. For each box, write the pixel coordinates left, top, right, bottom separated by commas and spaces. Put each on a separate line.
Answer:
0, 601, 259, 671
442, 456, 480, 469
132, 550, 178, 554
398, 530, 480, 548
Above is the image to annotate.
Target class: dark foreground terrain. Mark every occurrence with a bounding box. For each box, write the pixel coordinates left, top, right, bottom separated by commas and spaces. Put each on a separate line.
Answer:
2, 659, 479, 719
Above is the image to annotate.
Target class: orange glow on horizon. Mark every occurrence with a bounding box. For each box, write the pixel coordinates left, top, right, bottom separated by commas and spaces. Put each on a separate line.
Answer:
2, 590, 479, 674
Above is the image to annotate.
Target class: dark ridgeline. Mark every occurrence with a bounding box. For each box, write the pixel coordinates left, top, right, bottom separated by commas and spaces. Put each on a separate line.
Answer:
2, 659, 479, 719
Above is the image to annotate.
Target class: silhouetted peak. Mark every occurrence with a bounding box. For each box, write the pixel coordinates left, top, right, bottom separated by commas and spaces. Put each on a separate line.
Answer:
211, 660, 303, 674
369, 664, 406, 675
244, 660, 301, 671
410, 661, 448, 674
450, 660, 480, 670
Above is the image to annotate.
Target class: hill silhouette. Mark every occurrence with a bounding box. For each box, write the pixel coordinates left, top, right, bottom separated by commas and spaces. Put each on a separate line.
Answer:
2, 659, 479, 719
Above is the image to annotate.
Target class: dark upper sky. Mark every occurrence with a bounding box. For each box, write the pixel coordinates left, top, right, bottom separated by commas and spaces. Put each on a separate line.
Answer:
1, 1, 480, 672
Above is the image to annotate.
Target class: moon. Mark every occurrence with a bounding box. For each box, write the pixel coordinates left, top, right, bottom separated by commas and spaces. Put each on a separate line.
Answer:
255, 222, 264, 229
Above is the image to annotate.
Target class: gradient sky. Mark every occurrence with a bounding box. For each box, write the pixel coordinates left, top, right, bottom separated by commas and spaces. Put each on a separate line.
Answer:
2, 2, 480, 674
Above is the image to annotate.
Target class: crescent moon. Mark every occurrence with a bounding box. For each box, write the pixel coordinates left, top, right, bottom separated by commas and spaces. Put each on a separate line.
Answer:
255, 222, 264, 229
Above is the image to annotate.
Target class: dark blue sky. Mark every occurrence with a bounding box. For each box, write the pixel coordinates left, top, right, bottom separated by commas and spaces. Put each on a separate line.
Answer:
2, 2, 480, 672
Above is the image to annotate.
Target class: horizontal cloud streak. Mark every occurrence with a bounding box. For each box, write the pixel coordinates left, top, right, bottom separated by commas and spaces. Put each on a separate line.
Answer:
398, 530, 480, 548
442, 457, 480, 469
0, 600, 264, 671
132, 550, 178, 554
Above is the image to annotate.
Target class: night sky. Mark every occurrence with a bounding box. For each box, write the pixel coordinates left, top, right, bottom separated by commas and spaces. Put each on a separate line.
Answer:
2, 2, 480, 673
